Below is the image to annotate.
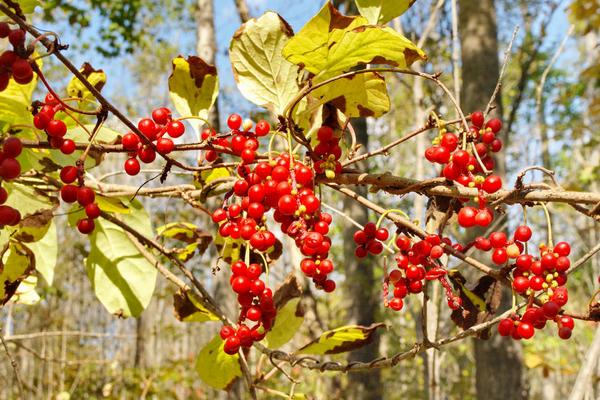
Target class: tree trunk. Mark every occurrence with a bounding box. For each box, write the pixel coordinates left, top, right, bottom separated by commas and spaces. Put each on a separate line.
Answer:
458, 1, 526, 399
196, 0, 220, 130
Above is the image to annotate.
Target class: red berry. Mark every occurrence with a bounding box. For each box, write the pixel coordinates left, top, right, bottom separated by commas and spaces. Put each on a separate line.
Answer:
0, 158, 20, 180
457, 206, 477, 228
470, 111, 485, 128
46, 119, 67, 137
11, 58, 32, 80
440, 133, 459, 151
554, 242, 571, 257
77, 218, 95, 234
151, 107, 171, 124
246, 306, 262, 321
542, 301, 560, 318
558, 315, 574, 330
167, 120, 185, 138
231, 276, 250, 294
60, 139, 76, 155
255, 120, 270, 136
124, 158, 140, 176
156, 137, 174, 154
485, 118, 502, 133
85, 203, 101, 219
122, 133, 140, 150
388, 297, 404, 311
223, 336, 240, 355
514, 225, 532, 242
492, 247, 508, 264
137, 146, 156, 163
517, 322, 534, 339
60, 166, 78, 184
3, 137, 22, 158
220, 326, 235, 340
138, 118, 158, 140
512, 276, 529, 293
558, 327, 572, 340
482, 175, 502, 193
475, 208, 493, 227
0, 187, 7, 204
33, 112, 51, 129
77, 187, 95, 206
375, 228, 389, 241
227, 114, 242, 130
8, 29, 25, 47
489, 232, 507, 248
0, 23, 9, 38
278, 194, 297, 215
322, 279, 336, 292
60, 184, 78, 203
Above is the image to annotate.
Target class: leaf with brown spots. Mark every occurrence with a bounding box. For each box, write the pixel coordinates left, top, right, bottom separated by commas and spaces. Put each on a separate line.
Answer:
297, 323, 385, 355
168, 56, 218, 134
67, 62, 107, 100
173, 288, 219, 322
309, 71, 390, 118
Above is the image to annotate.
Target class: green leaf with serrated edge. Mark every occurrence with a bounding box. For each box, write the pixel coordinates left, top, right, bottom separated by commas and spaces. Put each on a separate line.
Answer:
283, 3, 367, 77
67, 62, 106, 101
264, 298, 304, 348
309, 71, 390, 117
229, 12, 299, 114
11, 275, 40, 305
355, 0, 416, 25
0, 242, 35, 304
173, 288, 219, 322
195, 334, 242, 390
85, 200, 156, 317
168, 56, 218, 135
283, 2, 425, 80
296, 323, 385, 355
26, 219, 57, 285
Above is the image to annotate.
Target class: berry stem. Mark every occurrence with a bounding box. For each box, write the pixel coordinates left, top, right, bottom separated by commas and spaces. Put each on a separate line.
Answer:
376, 208, 410, 229
538, 201, 554, 248
470, 142, 490, 175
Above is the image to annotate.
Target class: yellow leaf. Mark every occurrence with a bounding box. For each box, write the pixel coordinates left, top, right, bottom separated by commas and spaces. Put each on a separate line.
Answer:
297, 323, 385, 355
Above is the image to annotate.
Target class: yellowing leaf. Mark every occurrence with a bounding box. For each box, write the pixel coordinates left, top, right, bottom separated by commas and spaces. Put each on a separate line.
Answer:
355, 0, 417, 25
27, 219, 57, 285
96, 195, 131, 214
0, 242, 35, 304
195, 334, 242, 390
67, 62, 106, 101
264, 298, 304, 348
168, 56, 218, 134
173, 288, 219, 322
297, 323, 385, 355
283, 2, 367, 78
11, 275, 40, 305
309, 71, 390, 117
284, 2, 425, 80
229, 12, 300, 114
200, 167, 231, 185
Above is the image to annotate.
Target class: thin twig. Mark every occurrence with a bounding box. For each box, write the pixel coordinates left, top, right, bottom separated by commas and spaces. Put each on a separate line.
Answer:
0, 327, 24, 399
484, 26, 519, 116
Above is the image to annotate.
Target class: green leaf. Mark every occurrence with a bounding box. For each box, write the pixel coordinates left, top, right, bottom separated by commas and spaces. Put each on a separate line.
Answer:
195, 334, 242, 390
85, 201, 157, 317
96, 195, 131, 214
355, 0, 416, 25
173, 288, 219, 322
168, 56, 218, 134
309, 71, 390, 117
4, 182, 59, 220
26, 219, 57, 285
297, 323, 385, 355
229, 12, 300, 114
157, 222, 212, 261
0, 58, 38, 135
264, 298, 304, 348
283, 3, 425, 80
199, 167, 231, 186
0, 242, 35, 304
67, 62, 106, 101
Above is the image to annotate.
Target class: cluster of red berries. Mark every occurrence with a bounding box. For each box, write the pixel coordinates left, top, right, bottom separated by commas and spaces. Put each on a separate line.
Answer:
200, 114, 269, 164
511, 241, 571, 298
498, 294, 574, 340
58, 165, 100, 234
473, 228, 531, 265
33, 94, 76, 155
0, 137, 23, 227
352, 223, 388, 257
425, 111, 504, 228
0, 22, 33, 91
220, 260, 276, 354
121, 107, 185, 176
384, 234, 461, 312
312, 125, 342, 179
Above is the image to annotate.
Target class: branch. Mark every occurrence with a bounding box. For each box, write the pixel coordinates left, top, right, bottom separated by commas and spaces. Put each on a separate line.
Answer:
0, 326, 24, 399
234, 0, 251, 23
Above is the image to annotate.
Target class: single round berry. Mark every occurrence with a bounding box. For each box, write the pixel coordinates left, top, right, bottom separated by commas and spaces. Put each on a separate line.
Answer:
223, 336, 240, 355
60, 185, 78, 203
227, 114, 242, 130
514, 225, 532, 242
85, 203, 101, 219
77, 218, 95, 234
2, 137, 22, 158
0, 158, 20, 180
77, 186, 95, 206
156, 137, 174, 154
60, 139, 76, 155
470, 111, 485, 127
167, 120, 185, 138
60, 166, 78, 184
151, 107, 171, 124
457, 206, 477, 228
255, 120, 270, 136
46, 119, 67, 138
122, 133, 140, 150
